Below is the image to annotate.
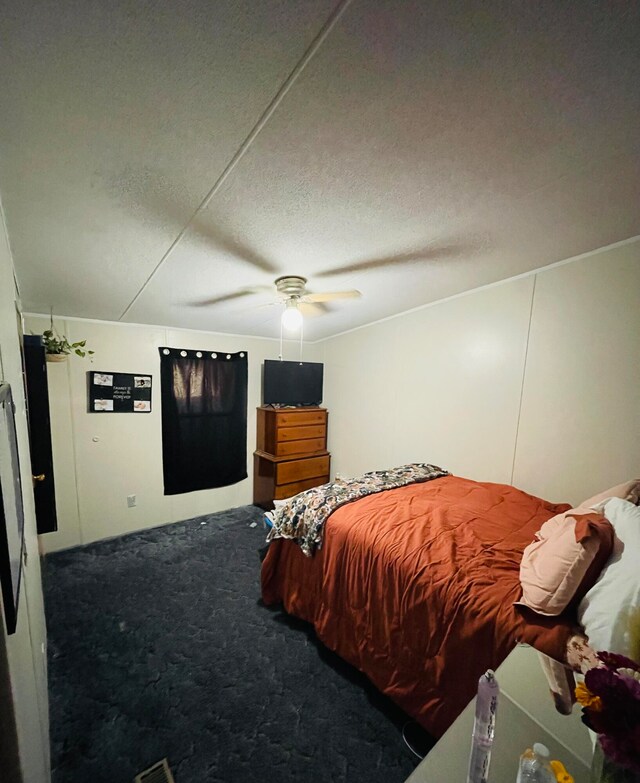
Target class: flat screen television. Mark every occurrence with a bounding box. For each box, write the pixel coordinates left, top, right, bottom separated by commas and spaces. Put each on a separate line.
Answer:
262, 360, 323, 406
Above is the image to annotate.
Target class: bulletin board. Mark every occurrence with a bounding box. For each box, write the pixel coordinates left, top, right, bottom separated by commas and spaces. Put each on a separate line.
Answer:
88, 371, 152, 413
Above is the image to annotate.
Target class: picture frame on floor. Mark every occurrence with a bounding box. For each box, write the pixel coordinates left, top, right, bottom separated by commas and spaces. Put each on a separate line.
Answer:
0, 382, 25, 635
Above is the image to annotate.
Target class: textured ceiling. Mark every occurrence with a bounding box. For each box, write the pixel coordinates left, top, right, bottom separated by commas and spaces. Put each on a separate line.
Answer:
1, 0, 639, 340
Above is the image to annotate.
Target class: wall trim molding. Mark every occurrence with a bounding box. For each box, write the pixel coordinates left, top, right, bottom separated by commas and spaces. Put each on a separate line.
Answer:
510, 275, 537, 486
23, 312, 296, 345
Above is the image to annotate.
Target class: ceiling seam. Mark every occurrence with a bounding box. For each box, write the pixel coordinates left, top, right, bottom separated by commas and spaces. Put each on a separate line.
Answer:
118, 0, 354, 322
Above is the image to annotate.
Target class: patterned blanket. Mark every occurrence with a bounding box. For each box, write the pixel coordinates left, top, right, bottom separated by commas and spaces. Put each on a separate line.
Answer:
266, 463, 449, 556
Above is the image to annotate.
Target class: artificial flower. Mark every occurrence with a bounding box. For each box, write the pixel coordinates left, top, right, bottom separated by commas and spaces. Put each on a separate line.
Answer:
597, 651, 640, 673
576, 651, 640, 774
575, 681, 603, 711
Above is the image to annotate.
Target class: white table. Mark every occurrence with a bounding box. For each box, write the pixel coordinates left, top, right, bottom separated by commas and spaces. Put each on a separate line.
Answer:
405, 645, 592, 783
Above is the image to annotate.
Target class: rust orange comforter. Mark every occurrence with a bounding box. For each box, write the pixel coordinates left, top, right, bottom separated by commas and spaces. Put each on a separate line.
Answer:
261, 475, 575, 738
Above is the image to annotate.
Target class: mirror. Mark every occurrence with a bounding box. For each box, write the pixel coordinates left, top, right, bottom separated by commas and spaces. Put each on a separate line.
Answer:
0, 382, 25, 634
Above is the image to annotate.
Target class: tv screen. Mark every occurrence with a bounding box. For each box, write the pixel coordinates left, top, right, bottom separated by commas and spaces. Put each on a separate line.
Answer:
263, 360, 323, 406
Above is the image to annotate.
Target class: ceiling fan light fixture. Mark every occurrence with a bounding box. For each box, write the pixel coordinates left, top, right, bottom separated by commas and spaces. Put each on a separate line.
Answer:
281, 299, 303, 332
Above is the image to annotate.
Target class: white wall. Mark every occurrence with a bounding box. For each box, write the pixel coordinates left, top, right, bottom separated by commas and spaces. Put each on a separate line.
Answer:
321, 238, 640, 506
25, 314, 322, 552
0, 206, 50, 781
321, 277, 534, 483
512, 242, 640, 504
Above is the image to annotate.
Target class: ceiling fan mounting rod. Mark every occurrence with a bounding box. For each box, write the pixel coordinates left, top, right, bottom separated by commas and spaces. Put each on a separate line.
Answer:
275, 275, 307, 298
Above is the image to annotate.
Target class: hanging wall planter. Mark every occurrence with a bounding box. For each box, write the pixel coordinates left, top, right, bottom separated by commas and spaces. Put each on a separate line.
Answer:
45, 352, 69, 363
41, 317, 94, 362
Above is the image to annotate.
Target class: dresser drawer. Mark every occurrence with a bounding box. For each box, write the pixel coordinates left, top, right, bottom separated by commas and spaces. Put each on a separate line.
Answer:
277, 424, 326, 442
254, 406, 330, 510
274, 475, 330, 500
277, 410, 326, 427
276, 455, 330, 485
275, 438, 326, 457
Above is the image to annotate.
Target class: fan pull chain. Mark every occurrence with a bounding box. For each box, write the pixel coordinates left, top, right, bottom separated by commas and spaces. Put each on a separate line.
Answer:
299, 316, 304, 361
279, 312, 284, 361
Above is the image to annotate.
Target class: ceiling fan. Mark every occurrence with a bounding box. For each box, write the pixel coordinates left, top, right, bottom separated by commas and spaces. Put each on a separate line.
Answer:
190, 275, 361, 332
274, 276, 361, 330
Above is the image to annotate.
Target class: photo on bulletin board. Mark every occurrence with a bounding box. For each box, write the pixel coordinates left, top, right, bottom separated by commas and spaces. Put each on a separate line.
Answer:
88, 372, 152, 413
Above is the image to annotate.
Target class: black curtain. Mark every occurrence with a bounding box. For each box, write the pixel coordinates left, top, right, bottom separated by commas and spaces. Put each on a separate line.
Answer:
159, 348, 248, 495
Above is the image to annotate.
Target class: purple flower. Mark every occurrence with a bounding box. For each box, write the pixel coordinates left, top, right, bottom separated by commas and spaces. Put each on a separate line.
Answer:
580, 654, 640, 772
598, 651, 640, 673
585, 667, 636, 712
599, 731, 640, 774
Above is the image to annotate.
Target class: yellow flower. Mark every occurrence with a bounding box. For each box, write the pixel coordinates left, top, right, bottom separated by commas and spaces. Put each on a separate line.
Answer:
575, 681, 603, 712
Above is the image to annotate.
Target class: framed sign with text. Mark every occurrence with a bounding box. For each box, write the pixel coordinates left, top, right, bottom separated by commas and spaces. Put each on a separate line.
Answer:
88, 372, 152, 413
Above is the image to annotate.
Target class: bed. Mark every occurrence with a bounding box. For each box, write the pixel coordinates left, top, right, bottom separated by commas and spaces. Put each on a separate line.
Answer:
261, 472, 577, 738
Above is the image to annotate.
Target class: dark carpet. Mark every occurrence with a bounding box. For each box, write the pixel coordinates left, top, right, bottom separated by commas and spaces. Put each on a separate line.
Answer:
44, 506, 427, 783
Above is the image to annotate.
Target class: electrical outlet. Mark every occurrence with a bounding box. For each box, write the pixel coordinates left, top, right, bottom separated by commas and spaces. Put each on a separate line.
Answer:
127, 494, 137, 508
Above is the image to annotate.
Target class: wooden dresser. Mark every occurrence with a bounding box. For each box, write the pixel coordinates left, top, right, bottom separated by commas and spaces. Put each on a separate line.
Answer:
253, 406, 330, 509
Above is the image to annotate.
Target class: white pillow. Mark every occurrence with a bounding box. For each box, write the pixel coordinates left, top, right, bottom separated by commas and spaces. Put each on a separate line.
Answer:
577, 498, 640, 659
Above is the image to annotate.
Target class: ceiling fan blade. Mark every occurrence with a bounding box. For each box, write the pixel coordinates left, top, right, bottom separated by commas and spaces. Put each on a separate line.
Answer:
298, 301, 327, 318
192, 221, 280, 274
114, 179, 280, 274
303, 290, 361, 303
187, 285, 271, 307
316, 242, 473, 277
237, 300, 279, 313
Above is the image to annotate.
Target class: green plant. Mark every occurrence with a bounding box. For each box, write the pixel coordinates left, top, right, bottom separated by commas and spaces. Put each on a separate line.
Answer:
42, 329, 94, 358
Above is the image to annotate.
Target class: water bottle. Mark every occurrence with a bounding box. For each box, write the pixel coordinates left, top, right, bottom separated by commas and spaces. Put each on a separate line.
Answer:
466, 669, 499, 783
516, 743, 556, 783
